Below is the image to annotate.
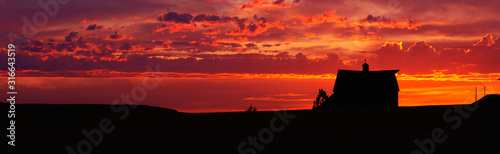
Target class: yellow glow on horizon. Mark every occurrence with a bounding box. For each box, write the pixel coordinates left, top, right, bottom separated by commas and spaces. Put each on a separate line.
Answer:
8, 70, 500, 82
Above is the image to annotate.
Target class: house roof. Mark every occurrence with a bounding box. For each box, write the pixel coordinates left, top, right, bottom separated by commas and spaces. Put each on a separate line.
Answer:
333, 69, 400, 93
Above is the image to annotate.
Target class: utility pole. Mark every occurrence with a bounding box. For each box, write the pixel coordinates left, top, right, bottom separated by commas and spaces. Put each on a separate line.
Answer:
484, 86, 486, 96
475, 87, 477, 102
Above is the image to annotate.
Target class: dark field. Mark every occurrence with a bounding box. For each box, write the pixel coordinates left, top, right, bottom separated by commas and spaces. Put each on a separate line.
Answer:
2, 102, 500, 154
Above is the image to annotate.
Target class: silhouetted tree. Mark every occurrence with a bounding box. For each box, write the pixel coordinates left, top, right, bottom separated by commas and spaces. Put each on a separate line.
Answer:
313, 89, 328, 110
246, 105, 257, 112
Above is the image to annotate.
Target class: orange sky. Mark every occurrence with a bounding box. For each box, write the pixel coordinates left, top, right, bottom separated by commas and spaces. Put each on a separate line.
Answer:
4, 75, 498, 113
1, 0, 500, 112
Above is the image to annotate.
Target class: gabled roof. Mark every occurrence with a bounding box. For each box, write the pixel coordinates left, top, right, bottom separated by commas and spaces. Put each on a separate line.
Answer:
333, 69, 399, 93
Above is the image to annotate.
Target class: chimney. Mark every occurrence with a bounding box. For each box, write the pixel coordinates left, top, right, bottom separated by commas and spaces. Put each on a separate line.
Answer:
362, 59, 369, 72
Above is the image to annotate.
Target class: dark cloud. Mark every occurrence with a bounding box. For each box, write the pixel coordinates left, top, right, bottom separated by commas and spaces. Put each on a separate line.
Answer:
18, 35, 81, 53
226, 17, 279, 36
65, 32, 78, 42
158, 12, 244, 25
362, 15, 392, 23
19, 40, 47, 53
109, 32, 120, 39
56, 42, 77, 52
222, 43, 243, 48
273, 0, 285, 5
107, 31, 126, 41
358, 14, 421, 30
86, 24, 103, 30
154, 12, 264, 34
193, 14, 216, 22
120, 42, 132, 50
203, 28, 221, 34
74, 50, 92, 57
193, 14, 234, 23
154, 11, 279, 36
247, 22, 258, 32
157, 12, 194, 24
245, 43, 257, 48
86, 24, 97, 30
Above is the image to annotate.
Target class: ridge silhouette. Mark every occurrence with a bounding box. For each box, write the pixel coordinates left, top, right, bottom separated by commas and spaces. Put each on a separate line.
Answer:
2, 98, 500, 153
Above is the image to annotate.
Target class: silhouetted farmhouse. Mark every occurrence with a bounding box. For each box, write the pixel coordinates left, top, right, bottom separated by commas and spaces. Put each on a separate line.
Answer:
323, 61, 399, 108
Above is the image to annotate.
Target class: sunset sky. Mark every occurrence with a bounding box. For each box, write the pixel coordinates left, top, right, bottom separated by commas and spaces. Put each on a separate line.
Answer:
1, 0, 499, 112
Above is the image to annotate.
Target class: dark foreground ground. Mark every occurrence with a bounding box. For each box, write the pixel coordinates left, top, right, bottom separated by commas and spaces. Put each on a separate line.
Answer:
2, 101, 500, 154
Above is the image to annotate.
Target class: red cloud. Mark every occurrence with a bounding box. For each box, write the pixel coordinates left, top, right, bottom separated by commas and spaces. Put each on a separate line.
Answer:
372, 41, 442, 73
378, 41, 403, 50
406, 41, 437, 54
154, 23, 197, 33
225, 18, 284, 36
273, 92, 308, 96
217, 37, 249, 43
304, 33, 316, 37
474, 33, 495, 47
104, 32, 127, 41
203, 28, 221, 35
199, 41, 222, 47
240, 0, 297, 11
300, 10, 347, 25
80, 19, 100, 24
243, 97, 312, 102
351, 34, 381, 40
494, 36, 500, 49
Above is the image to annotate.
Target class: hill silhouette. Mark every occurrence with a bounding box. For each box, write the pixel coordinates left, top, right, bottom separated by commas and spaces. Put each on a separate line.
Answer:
2, 101, 500, 153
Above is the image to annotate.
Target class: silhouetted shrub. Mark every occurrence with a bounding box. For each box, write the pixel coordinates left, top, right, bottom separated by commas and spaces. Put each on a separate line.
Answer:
313, 89, 328, 110
246, 105, 257, 112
